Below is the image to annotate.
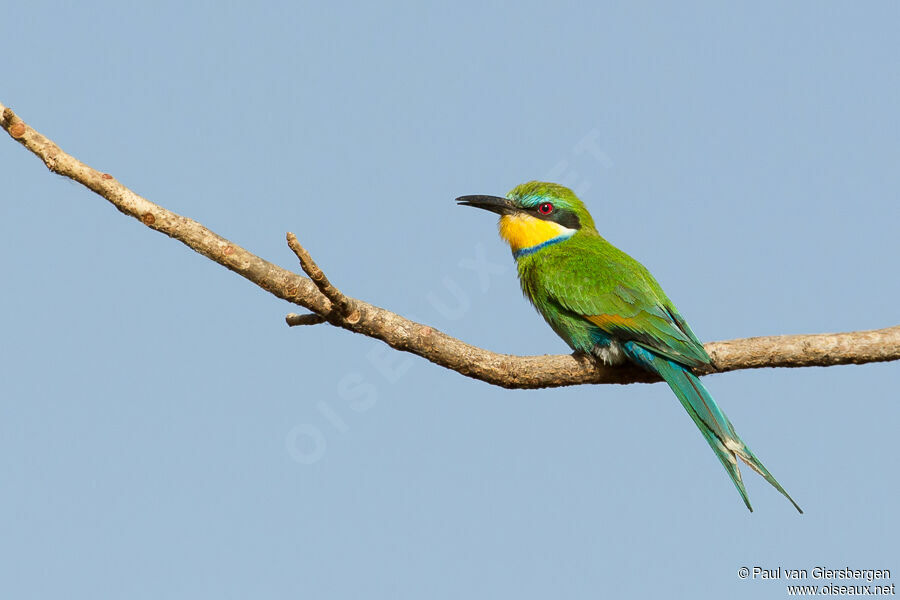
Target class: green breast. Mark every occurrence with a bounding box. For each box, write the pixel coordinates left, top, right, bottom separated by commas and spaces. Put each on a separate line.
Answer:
513, 231, 711, 368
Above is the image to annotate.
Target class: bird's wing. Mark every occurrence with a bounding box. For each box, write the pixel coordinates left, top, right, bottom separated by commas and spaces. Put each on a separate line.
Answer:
539, 242, 711, 368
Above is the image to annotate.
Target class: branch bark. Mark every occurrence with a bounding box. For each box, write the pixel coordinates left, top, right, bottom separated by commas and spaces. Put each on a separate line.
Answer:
3, 102, 899, 389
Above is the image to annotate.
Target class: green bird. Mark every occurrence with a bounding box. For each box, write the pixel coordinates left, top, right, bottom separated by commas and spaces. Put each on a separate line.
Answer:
458, 181, 801, 513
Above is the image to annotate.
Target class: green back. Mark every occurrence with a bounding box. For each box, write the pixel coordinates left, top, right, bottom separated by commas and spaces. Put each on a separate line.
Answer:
517, 229, 711, 368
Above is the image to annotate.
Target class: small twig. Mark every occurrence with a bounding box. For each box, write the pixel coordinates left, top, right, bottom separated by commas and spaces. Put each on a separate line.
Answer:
286, 232, 359, 323
286, 313, 327, 327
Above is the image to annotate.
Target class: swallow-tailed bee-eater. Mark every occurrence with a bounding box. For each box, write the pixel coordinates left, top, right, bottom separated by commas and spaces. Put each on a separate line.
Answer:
458, 181, 801, 512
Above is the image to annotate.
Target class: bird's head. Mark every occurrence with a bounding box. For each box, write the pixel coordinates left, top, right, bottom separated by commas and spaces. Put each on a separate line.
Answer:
457, 181, 596, 257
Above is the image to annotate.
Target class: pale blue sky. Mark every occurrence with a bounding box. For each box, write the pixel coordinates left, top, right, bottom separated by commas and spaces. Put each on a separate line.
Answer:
2, 2, 898, 598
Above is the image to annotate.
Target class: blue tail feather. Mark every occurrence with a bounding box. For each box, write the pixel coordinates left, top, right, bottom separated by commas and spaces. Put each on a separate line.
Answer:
623, 341, 802, 513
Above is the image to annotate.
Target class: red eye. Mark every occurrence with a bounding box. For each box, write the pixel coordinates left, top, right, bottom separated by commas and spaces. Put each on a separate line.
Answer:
538, 202, 554, 215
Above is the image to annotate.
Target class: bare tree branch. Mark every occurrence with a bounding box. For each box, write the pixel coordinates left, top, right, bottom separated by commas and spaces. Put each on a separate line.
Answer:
3, 102, 898, 389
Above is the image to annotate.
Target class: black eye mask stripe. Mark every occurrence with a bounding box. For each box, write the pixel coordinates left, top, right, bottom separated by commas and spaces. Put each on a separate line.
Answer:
532, 205, 581, 230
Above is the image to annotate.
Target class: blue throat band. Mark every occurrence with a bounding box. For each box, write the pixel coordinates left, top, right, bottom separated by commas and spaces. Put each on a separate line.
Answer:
513, 233, 574, 259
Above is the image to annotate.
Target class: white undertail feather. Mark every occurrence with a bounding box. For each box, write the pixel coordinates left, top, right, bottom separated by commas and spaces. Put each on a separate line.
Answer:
591, 341, 627, 365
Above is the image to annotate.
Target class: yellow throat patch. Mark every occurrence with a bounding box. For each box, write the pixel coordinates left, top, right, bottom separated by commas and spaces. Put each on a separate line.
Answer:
498, 213, 575, 253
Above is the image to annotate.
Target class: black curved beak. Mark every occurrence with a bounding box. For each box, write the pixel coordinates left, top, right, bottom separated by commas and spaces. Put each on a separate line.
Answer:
456, 195, 515, 216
